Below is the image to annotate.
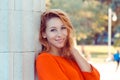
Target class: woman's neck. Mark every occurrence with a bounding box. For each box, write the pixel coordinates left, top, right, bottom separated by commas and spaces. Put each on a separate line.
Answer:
48, 48, 61, 56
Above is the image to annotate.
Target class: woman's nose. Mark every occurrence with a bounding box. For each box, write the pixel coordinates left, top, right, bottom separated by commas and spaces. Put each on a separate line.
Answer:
57, 30, 62, 37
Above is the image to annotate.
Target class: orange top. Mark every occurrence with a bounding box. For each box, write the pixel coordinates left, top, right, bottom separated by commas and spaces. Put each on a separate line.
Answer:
36, 52, 100, 80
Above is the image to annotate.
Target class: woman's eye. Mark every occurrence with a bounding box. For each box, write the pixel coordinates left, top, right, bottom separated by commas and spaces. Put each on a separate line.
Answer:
61, 26, 67, 30
50, 29, 56, 32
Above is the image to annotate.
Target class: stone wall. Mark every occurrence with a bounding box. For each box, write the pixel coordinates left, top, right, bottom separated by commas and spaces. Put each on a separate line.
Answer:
0, 0, 45, 80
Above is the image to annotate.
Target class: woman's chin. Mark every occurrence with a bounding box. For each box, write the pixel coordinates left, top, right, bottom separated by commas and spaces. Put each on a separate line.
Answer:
56, 45, 64, 49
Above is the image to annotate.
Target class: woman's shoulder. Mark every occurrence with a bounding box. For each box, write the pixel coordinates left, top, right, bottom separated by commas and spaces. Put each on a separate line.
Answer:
36, 52, 59, 62
37, 52, 50, 59
36, 52, 62, 67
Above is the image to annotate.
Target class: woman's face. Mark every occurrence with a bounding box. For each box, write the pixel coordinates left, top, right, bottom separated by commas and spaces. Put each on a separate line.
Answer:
43, 17, 68, 50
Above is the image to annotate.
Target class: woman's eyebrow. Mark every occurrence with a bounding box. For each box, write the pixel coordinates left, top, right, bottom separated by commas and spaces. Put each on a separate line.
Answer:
61, 24, 66, 27
48, 26, 56, 29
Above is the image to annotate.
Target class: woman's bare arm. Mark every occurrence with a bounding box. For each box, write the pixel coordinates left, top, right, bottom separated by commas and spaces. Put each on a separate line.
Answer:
71, 48, 92, 72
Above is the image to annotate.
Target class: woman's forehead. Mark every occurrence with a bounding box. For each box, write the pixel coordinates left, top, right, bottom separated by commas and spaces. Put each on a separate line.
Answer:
46, 17, 63, 27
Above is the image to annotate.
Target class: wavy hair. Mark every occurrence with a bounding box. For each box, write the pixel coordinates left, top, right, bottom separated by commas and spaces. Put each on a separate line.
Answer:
39, 9, 74, 58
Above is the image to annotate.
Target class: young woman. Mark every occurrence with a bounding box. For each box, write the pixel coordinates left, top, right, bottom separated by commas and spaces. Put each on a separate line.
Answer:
36, 9, 100, 80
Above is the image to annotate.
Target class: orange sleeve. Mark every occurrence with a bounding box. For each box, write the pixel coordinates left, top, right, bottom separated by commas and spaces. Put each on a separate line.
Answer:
81, 65, 100, 80
36, 54, 69, 80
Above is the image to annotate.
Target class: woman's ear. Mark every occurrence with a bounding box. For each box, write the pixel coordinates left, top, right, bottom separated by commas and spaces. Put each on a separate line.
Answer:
42, 32, 47, 38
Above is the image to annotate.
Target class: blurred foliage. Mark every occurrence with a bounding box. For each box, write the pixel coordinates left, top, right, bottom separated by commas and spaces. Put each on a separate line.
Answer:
46, 0, 120, 46
114, 38, 120, 47
113, 25, 120, 47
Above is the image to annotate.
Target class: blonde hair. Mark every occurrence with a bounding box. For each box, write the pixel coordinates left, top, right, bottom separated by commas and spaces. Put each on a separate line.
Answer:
39, 9, 74, 58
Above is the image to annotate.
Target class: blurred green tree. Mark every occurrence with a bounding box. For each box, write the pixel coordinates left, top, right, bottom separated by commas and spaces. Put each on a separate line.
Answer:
46, 0, 118, 45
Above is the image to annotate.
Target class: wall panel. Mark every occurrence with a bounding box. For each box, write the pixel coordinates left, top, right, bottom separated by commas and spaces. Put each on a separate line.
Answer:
0, 0, 45, 80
